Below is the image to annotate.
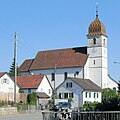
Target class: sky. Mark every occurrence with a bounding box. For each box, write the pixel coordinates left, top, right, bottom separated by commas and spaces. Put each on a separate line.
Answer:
0, 0, 120, 81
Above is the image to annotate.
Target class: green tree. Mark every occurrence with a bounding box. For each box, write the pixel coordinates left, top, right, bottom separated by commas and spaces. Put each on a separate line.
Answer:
102, 88, 117, 101
27, 92, 37, 105
9, 59, 20, 76
95, 88, 120, 111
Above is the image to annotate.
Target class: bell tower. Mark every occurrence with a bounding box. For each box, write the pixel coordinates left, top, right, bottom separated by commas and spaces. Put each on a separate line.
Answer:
87, 3, 108, 88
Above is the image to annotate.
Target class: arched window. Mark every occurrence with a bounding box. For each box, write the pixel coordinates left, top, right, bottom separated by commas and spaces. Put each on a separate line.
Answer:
104, 39, 105, 45
51, 73, 55, 81
93, 38, 96, 44
64, 72, 68, 80
76, 71, 79, 75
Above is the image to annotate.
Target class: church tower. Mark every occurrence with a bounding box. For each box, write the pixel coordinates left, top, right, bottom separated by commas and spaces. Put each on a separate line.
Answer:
87, 4, 108, 88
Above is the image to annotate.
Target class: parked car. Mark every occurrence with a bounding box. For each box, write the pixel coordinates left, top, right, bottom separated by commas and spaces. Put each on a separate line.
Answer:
55, 102, 71, 110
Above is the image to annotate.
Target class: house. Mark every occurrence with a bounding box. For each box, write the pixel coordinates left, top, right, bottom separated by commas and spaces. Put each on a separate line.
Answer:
56, 77, 102, 108
0, 72, 19, 101
17, 74, 52, 97
19, 7, 118, 91
17, 74, 53, 107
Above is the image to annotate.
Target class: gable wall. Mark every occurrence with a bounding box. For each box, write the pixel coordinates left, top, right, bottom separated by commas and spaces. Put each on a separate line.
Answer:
37, 76, 52, 97
0, 74, 19, 93
57, 79, 84, 108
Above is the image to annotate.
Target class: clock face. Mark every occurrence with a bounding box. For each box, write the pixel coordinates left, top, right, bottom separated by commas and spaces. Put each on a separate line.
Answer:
92, 48, 97, 53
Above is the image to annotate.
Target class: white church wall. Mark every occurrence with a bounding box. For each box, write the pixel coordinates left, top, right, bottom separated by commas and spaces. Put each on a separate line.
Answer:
89, 68, 102, 87
30, 67, 84, 88
84, 57, 89, 79
107, 75, 118, 90
101, 68, 108, 88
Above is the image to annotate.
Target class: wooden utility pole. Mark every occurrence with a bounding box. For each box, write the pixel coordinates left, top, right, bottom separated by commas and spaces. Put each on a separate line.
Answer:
53, 64, 56, 106
14, 32, 17, 104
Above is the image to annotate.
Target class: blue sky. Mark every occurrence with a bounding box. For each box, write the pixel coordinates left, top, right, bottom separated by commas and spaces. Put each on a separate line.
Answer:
0, 0, 120, 81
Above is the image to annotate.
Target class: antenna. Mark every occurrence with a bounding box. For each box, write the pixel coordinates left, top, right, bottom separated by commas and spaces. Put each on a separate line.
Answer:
96, 1, 99, 18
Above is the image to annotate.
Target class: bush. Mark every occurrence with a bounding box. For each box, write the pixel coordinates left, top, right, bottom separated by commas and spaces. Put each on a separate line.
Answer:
81, 102, 99, 111
27, 92, 37, 105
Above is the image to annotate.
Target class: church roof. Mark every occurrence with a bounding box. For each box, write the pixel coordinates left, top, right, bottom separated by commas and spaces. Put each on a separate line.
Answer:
88, 17, 106, 36
30, 47, 88, 70
19, 47, 88, 71
19, 59, 34, 72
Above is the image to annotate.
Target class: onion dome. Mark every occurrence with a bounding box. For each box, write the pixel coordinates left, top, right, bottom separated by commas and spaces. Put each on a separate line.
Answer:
88, 17, 106, 36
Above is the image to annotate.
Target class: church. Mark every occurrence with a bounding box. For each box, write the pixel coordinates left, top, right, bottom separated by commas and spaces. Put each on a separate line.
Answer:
19, 7, 118, 91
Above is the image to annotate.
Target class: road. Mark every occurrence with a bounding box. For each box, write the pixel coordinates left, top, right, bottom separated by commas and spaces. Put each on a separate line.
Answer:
0, 112, 43, 120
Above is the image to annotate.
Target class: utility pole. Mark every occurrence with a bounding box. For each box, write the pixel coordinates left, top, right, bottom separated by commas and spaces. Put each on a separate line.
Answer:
14, 32, 17, 104
53, 64, 56, 106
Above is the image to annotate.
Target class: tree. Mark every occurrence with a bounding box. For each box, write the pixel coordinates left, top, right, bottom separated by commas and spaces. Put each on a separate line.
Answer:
27, 92, 37, 105
102, 88, 117, 101
9, 59, 20, 76
95, 88, 120, 111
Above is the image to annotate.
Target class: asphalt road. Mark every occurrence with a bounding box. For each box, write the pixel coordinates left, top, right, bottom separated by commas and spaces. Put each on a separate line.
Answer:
0, 112, 43, 120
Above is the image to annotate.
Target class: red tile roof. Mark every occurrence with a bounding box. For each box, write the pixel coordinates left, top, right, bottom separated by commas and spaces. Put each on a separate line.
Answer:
29, 47, 88, 70
17, 74, 44, 89
0, 72, 6, 78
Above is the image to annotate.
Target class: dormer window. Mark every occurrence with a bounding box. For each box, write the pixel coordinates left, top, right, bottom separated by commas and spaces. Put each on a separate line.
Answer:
93, 38, 96, 44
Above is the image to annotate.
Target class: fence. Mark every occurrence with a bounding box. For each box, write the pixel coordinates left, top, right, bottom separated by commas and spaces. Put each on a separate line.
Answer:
42, 111, 120, 120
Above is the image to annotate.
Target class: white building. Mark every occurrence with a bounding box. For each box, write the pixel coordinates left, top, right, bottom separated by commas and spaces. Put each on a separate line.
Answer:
19, 10, 118, 90
56, 77, 102, 108
0, 72, 19, 94
17, 74, 52, 97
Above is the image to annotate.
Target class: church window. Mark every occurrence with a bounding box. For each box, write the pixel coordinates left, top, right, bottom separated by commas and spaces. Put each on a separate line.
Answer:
113, 87, 116, 91
74, 71, 79, 77
94, 60, 96, 65
51, 73, 55, 81
64, 72, 68, 80
48, 89, 51, 94
93, 38, 96, 44
104, 39, 105, 45
76, 71, 79, 75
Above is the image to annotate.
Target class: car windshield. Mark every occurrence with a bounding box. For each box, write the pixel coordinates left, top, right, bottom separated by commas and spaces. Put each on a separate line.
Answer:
56, 102, 71, 108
